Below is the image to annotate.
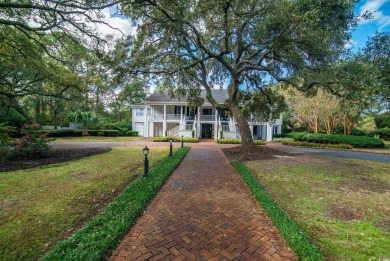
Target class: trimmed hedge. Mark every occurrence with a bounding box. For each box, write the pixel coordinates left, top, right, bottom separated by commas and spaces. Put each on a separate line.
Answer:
286, 132, 384, 148
215, 139, 266, 145
42, 129, 122, 137
152, 137, 199, 143
44, 147, 190, 261
281, 140, 353, 149
46, 130, 83, 137
231, 161, 325, 261
88, 130, 120, 137
273, 138, 295, 143
126, 130, 139, 136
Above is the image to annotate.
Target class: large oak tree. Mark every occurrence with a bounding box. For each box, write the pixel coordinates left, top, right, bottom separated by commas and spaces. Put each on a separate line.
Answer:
115, 0, 357, 146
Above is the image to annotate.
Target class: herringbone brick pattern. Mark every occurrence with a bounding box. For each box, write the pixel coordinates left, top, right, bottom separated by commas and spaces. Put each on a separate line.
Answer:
109, 145, 296, 260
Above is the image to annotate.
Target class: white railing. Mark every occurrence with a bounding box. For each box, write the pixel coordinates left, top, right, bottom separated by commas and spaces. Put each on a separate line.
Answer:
221, 125, 230, 132
150, 114, 181, 121
199, 115, 215, 121
185, 124, 193, 131
167, 125, 181, 136
166, 114, 181, 121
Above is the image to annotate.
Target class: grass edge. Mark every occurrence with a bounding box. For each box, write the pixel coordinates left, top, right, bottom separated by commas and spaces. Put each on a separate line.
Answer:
231, 161, 325, 261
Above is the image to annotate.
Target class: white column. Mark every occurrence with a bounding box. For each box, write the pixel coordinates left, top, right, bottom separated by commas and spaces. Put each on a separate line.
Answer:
214, 109, 218, 140
180, 105, 183, 123
197, 106, 201, 138
144, 105, 148, 138
163, 105, 167, 137
266, 123, 273, 141
250, 123, 254, 138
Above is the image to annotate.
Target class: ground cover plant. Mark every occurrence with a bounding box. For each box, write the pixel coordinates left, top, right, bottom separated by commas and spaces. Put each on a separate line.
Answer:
44, 147, 190, 261
215, 139, 266, 145
246, 156, 390, 260
286, 132, 384, 148
0, 147, 174, 261
152, 136, 199, 143
232, 162, 324, 261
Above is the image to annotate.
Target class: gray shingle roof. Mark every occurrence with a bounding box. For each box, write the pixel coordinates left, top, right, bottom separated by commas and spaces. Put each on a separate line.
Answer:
145, 89, 229, 104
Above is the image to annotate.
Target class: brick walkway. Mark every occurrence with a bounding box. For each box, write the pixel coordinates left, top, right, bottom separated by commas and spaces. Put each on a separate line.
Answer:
109, 145, 296, 260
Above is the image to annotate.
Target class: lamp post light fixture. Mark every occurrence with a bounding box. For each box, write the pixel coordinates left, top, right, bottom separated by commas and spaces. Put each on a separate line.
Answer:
169, 139, 173, 156
143, 146, 149, 177
181, 135, 184, 148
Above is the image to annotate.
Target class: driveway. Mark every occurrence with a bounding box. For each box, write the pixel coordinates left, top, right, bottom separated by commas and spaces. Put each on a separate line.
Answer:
267, 143, 390, 163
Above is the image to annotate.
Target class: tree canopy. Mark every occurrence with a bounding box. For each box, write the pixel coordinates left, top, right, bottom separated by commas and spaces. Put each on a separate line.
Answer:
114, 0, 358, 146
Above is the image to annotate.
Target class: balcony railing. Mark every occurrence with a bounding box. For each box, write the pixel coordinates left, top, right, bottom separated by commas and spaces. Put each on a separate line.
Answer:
150, 114, 181, 121
149, 114, 231, 122
199, 115, 215, 121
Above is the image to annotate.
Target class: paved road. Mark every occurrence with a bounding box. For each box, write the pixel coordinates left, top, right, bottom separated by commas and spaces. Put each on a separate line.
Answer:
267, 143, 390, 163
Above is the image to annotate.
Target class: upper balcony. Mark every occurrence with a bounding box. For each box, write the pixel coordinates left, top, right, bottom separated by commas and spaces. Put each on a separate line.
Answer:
148, 114, 231, 122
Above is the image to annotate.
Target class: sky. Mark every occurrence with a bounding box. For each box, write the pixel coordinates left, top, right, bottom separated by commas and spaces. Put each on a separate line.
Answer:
350, 0, 390, 50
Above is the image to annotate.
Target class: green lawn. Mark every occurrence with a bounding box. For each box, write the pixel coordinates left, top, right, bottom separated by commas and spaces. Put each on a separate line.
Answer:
246, 156, 390, 260
53, 136, 142, 142
0, 147, 172, 261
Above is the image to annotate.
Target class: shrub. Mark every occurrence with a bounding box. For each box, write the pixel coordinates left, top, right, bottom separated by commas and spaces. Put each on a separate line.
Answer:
46, 129, 83, 137
369, 128, 390, 140
281, 140, 353, 149
215, 139, 266, 145
97, 132, 105, 136
273, 138, 295, 142
0, 122, 17, 137
334, 127, 366, 136
126, 130, 139, 136
14, 123, 53, 158
374, 112, 390, 128
100, 120, 132, 136
215, 139, 242, 144
88, 130, 120, 137
0, 141, 14, 163
152, 136, 199, 143
286, 132, 384, 148
254, 140, 266, 145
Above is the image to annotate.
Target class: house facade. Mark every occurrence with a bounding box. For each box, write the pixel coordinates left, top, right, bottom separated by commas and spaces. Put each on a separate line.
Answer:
132, 90, 282, 141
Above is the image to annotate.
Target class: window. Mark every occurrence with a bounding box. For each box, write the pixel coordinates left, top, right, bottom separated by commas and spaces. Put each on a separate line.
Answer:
273, 126, 278, 135
174, 106, 182, 115
135, 108, 144, 117
203, 108, 212, 115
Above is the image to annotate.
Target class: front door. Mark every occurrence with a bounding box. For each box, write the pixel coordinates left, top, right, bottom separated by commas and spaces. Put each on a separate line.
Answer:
202, 124, 212, 138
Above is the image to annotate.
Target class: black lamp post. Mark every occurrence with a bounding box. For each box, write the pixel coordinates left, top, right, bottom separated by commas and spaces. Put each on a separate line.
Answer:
169, 139, 173, 156
181, 135, 184, 148
143, 146, 149, 177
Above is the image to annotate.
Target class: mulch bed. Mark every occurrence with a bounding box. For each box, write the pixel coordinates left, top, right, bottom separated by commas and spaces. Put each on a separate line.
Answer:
0, 148, 112, 172
222, 145, 294, 161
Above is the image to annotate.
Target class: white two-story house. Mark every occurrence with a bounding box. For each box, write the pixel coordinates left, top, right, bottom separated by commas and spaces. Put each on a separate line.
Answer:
131, 89, 282, 141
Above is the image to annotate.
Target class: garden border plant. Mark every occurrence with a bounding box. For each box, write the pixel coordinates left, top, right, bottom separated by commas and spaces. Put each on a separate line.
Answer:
152, 136, 199, 143
281, 140, 353, 149
231, 161, 325, 261
215, 139, 266, 145
44, 147, 190, 261
286, 132, 384, 148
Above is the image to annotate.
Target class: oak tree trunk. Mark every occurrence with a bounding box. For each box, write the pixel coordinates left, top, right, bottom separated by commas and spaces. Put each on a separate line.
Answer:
229, 101, 255, 147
